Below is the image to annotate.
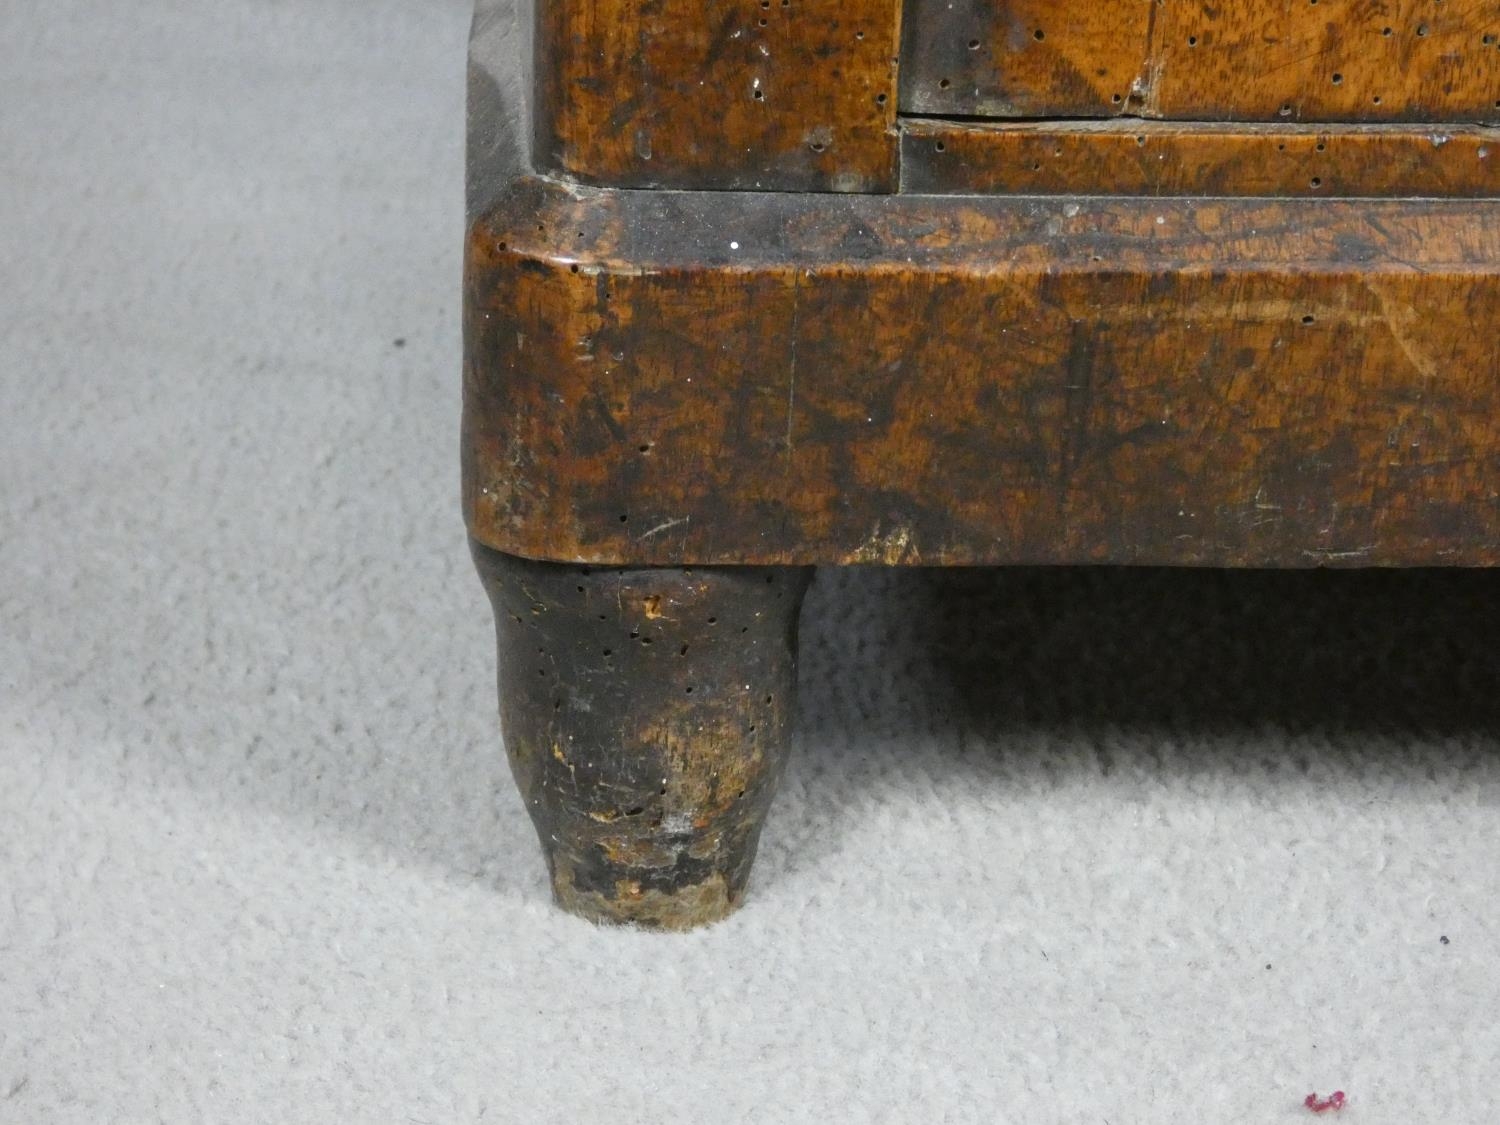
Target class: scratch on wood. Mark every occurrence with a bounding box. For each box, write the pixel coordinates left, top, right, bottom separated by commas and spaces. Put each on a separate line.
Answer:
1363, 279, 1439, 380
639, 516, 690, 540
1300, 545, 1376, 560
1133, 0, 1164, 116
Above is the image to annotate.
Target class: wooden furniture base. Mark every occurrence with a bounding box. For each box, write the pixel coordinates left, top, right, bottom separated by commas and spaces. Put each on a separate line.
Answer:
465, 0, 1500, 926
474, 545, 812, 929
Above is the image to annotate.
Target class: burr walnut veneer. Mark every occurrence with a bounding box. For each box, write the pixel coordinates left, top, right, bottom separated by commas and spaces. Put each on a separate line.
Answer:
465, 0, 1500, 928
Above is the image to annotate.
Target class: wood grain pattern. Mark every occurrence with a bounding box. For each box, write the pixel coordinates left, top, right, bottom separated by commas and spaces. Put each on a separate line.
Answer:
901, 0, 1154, 118
534, 0, 902, 191
464, 177, 1500, 567
902, 119, 1500, 197
901, 0, 1500, 123
469, 0, 1500, 926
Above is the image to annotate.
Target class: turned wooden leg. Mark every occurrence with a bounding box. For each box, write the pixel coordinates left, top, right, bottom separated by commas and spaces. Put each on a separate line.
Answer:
471, 542, 814, 930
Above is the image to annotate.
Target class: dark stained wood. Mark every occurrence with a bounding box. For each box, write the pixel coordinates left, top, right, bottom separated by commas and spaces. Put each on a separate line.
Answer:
902, 119, 1500, 197
901, 0, 1500, 123
465, 176, 1500, 568
473, 544, 812, 928
901, 0, 1154, 119
533, 0, 902, 192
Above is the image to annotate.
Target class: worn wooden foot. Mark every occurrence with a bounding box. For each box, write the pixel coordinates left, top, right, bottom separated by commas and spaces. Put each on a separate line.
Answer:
472, 543, 814, 930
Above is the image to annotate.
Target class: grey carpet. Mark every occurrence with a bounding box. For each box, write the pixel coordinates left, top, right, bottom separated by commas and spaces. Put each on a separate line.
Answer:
3, 1, 1498, 1121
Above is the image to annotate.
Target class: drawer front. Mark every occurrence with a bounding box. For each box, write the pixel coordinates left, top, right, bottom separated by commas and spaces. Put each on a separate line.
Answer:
900, 119, 1500, 197
900, 0, 1500, 123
